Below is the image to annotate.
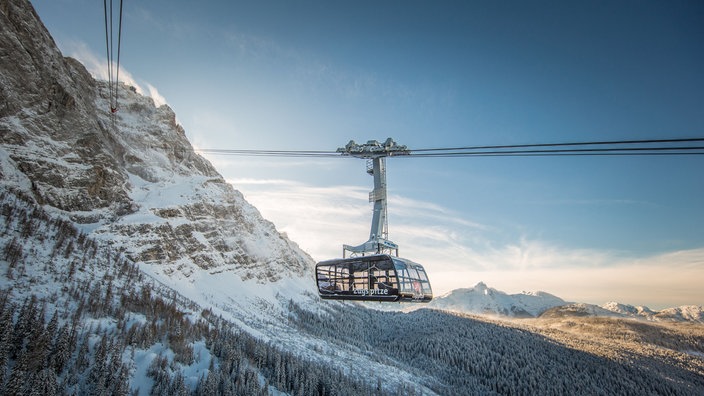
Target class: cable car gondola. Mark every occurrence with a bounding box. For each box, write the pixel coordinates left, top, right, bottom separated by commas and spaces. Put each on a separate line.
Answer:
315, 139, 433, 303
316, 254, 432, 302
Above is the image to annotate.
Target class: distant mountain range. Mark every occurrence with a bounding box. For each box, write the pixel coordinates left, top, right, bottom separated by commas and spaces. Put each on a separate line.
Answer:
430, 282, 703, 323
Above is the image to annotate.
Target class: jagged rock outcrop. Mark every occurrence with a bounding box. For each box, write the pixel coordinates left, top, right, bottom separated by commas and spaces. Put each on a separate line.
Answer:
0, 0, 313, 283
1, 0, 130, 213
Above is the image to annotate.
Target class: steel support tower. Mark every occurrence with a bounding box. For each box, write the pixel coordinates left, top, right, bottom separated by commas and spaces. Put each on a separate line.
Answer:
337, 138, 409, 257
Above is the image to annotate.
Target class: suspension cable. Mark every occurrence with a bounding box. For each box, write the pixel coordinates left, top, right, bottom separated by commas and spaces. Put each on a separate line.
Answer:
103, 0, 124, 114
194, 137, 704, 158
116, 0, 123, 108
409, 137, 704, 153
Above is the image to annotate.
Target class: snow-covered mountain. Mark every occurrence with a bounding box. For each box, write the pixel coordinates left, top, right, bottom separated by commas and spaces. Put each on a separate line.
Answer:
1, 0, 315, 315
601, 301, 657, 318
654, 305, 704, 323
540, 302, 704, 323
429, 281, 567, 317
1, 2, 703, 394
600, 302, 704, 323
430, 283, 703, 323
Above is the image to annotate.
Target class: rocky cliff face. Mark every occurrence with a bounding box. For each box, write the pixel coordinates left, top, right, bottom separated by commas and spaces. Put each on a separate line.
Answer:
0, 0, 313, 284
1, 0, 130, 214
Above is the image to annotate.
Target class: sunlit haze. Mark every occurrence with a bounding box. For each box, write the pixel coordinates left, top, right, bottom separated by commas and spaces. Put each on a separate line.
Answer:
31, 0, 704, 310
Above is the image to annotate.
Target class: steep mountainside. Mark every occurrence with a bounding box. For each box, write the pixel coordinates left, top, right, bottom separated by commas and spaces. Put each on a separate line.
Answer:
1, 0, 312, 291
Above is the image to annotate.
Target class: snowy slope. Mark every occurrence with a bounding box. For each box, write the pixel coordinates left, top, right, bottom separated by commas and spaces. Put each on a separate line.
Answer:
0, 0, 317, 313
599, 302, 703, 323
429, 281, 567, 317
542, 302, 704, 323
86, 83, 320, 331
600, 301, 658, 320
653, 305, 704, 323
540, 303, 624, 319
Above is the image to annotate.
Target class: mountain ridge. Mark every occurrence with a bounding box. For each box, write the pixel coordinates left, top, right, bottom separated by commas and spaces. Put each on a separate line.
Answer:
1, 0, 313, 288
430, 281, 566, 317
431, 281, 703, 323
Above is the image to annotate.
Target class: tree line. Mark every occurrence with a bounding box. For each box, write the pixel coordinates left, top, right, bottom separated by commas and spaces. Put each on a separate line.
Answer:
288, 300, 704, 395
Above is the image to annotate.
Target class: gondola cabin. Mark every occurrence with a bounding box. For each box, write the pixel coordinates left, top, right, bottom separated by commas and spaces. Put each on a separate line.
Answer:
316, 254, 433, 302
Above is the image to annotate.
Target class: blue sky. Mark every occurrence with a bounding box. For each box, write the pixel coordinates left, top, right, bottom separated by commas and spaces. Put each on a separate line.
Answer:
32, 1, 704, 308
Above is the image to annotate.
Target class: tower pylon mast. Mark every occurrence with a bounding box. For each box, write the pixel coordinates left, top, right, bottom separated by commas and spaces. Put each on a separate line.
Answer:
337, 138, 409, 257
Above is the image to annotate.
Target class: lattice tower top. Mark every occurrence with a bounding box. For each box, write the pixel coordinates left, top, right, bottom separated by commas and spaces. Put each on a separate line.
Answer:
337, 138, 410, 158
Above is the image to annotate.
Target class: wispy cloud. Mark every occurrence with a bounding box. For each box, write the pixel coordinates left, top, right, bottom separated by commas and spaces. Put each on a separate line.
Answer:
391, 194, 487, 229
59, 40, 168, 108
145, 83, 167, 107
221, 30, 290, 63
228, 177, 704, 307
216, 24, 451, 111
129, 6, 198, 39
